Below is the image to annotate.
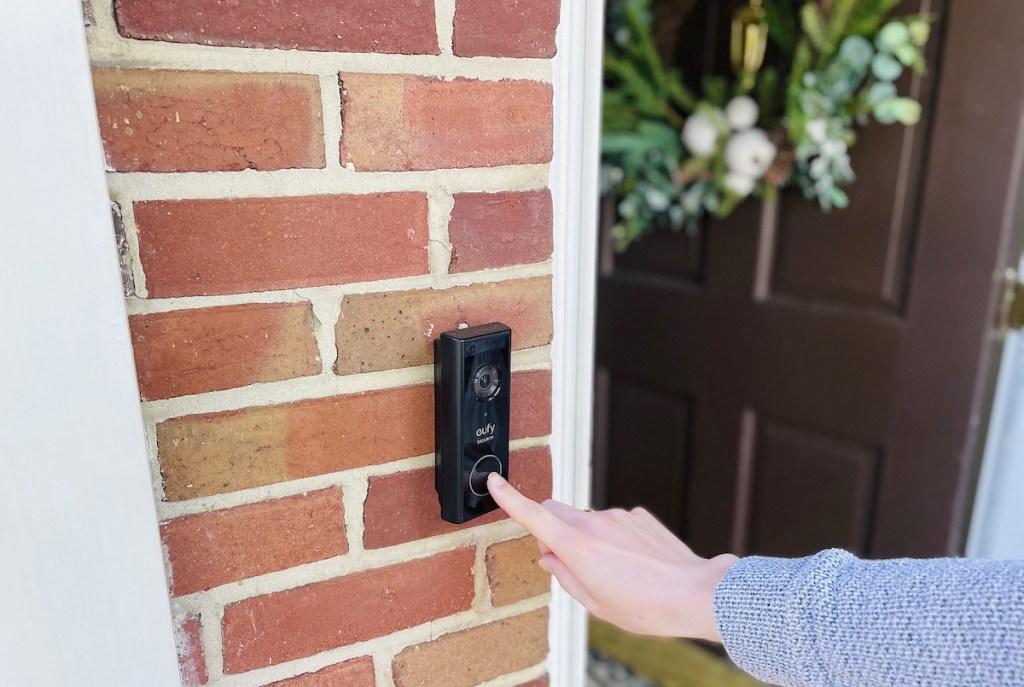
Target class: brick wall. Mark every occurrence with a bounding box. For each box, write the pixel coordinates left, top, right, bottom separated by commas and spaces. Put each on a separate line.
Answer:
85, 1, 559, 684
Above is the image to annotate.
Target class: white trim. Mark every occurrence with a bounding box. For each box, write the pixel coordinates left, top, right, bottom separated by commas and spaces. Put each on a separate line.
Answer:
968, 256, 1024, 560
549, 0, 605, 684
0, 1, 181, 685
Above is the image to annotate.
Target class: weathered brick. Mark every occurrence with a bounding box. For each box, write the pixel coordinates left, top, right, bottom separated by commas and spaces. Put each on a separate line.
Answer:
334, 277, 552, 374
453, 0, 560, 58
266, 656, 375, 687
135, 194, 428, 297
158, 384, 433, 500
222, 548, 475, 673
392, 609, 549, 687
363, 447, 552, 549
161, 489, 347, 596
175, 615, 208, 686
115, 0, 438, 55
340, 75, 553, 171
511, 370, 553, 440
130, 303, 320, 400
92, 68, 324, 172
486, 536, 550, 606
449, 190, 553, 273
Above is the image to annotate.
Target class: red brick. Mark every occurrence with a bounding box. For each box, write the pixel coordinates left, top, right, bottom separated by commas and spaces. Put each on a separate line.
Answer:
335, 277, 553, 374
512, 370, 552, 440
222, 548, 475, 673
449, 190, 553, 273
392, 609, 549, 687
158, 384, 434, 500
134, 194, 428, 297
486, 536, 550, 606
161, 489, 347, 596
130, 303, 320, 401
266, 656, 375, 687
115, 0, 438, 55
340, 75, 553, 171
517, 677, 550, 687
454, 0, 560, 58
92, 69, 324, 172
363, 446, 552, 549
175, 615, 208, 686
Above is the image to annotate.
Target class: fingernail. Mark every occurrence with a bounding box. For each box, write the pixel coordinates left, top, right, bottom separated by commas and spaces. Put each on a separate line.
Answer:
487, 472, 506, 488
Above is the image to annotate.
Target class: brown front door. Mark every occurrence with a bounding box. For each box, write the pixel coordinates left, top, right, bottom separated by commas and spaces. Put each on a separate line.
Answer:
593, 0, 1024, 559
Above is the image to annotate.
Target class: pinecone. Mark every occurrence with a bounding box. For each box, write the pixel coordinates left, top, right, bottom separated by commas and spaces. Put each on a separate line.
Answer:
764, 127, 795, 188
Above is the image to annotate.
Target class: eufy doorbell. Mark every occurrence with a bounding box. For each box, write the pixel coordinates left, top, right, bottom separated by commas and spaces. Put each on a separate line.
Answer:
435, 323, 511, 524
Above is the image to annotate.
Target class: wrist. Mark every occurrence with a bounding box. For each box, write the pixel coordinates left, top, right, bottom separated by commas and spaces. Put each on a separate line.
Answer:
694, 553, 740, 642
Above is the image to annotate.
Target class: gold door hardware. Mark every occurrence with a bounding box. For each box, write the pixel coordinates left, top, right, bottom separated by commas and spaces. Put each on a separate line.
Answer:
996, 267, 1024, 336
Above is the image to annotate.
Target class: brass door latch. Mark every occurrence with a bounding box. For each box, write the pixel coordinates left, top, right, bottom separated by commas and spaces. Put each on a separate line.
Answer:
996, 267, 1024, 336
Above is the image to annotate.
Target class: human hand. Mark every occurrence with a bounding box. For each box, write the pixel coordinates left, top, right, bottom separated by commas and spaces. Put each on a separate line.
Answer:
486, 472, 738, 642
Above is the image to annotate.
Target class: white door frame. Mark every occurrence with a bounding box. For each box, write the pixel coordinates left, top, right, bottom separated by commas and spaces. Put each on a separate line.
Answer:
968, 255, 1024, 560
0, 0, 181, 684
550, 0, 605, 684
3, 1, 604, 686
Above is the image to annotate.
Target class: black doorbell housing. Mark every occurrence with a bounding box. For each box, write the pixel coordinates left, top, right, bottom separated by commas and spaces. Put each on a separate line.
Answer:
435, 322, 511, 524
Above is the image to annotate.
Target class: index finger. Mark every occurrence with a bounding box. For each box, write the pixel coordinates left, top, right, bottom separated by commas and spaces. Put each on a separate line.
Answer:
487, 472, 574, 551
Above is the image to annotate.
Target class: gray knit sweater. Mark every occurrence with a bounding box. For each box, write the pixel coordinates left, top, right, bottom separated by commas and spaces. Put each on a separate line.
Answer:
713, 549, 1024, 686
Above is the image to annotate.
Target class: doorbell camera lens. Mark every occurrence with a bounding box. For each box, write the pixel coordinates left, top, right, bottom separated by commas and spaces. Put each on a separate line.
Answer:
473, 364, 500, 400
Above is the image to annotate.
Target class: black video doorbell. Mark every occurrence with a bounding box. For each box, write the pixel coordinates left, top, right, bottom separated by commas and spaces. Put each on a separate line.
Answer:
435, 322, 511, 524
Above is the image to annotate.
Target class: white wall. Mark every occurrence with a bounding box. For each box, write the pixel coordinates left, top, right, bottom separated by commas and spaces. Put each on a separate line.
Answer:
0, 0, 181, 684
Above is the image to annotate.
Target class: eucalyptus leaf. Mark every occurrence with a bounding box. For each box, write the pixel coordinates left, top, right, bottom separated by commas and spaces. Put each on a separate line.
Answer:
876, 22, 910, 53
871, 53, 903, 81
828, 186, 850, 209
874, 97, 921, 125
908, 19, 931, 46
890, 97, 922, 124
838, 35, 874, 70
866, 81, 897, 106
893, 43, 923, 70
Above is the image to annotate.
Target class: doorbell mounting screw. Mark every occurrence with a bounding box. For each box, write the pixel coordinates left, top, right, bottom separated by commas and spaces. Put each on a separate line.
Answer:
434, 322, 511, 524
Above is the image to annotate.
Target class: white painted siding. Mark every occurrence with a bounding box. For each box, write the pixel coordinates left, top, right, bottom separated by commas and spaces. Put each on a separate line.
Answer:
0, 0, 181, 684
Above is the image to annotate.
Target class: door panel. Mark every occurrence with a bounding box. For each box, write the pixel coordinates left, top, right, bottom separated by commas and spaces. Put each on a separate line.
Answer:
594, 0, 1024, 559
603, 376, 693, 535
744, 416, 881, 557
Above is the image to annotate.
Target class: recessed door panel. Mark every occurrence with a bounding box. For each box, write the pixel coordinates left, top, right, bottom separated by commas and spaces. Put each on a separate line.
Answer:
744, 417, 880, 557
603, 375, 693, 538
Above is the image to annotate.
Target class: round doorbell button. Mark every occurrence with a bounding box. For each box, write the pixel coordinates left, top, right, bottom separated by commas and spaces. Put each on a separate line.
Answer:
469, 454, 502, 496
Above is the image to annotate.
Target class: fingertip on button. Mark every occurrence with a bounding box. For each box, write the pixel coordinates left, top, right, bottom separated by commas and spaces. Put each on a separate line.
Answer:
469, 455, 502, 496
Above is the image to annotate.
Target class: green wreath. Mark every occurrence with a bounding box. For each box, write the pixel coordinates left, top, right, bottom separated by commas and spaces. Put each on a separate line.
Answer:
601, 0, 932, 251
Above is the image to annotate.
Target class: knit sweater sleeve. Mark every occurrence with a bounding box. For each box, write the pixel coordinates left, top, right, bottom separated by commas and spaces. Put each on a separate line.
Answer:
713, 549, 1024, 687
